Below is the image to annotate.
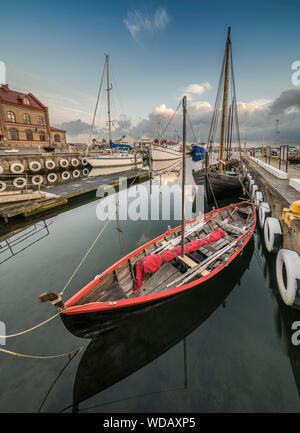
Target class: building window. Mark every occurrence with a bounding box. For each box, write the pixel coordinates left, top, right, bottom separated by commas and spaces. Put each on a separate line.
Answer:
54, 134, 61, 142
10, 129, 19, 140
7, 111, 16, 122
37, 116, 44, 125
25, 130, 33, 141
39, 130, 46, 141
23, 114, 31, 124
23, 97, 29, 105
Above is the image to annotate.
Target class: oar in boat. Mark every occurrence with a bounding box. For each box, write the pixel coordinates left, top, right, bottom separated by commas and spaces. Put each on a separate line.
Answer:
168, 230, 250, 288
152, 213, 218, 255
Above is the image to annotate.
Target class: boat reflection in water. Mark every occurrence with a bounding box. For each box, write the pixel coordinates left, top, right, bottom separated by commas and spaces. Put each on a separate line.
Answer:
71, 238, 254, 412
151, 160, 181, 186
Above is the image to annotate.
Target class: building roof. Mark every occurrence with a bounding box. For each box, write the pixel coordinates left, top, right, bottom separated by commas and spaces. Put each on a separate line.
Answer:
0, 84, 46, 110
50, 126, 66, 133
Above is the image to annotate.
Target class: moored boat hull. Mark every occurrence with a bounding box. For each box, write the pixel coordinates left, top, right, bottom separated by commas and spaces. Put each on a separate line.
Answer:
87, 155, 143, 168
60, 201, 256, 339
151, 144, 182, 161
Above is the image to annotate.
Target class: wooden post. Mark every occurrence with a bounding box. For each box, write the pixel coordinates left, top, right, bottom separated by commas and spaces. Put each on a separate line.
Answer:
219, 27, 231, 173
181, 96, 187, 257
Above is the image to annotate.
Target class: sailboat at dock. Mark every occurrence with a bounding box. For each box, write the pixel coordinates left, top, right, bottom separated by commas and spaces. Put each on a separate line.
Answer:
39, 95, 256, 339
193, 27, 245, 203
86, 55, 143, 169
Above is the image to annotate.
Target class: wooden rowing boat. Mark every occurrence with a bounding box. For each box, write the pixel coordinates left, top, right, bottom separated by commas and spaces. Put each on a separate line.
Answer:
70, 237, 254, 411
40, 200, 256, 339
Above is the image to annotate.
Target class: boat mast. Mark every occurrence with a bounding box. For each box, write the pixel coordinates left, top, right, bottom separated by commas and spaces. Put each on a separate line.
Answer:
106, 54, 112, 142
219, 27, 231, 173
181, 96, 187, 257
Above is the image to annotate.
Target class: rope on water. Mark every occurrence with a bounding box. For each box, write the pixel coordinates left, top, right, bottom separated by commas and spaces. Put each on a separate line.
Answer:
0, 312, 61, 339
0, 346, 83, 360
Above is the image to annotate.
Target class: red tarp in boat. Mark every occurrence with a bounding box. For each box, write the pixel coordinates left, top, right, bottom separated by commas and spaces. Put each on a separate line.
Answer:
133, 229, 225, 295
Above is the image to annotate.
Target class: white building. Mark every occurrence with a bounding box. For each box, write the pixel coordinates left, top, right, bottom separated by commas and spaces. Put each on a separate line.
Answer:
137, 134, 153, 147
120, 133, 136, 147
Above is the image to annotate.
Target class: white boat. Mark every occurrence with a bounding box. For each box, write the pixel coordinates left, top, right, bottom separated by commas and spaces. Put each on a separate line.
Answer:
151, 143, 182, 161
85, 54, 144, 170
87, 151, 143, 168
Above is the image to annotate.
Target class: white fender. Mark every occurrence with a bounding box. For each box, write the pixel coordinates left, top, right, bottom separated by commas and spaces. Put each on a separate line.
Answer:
29, 161, 42, 172
259, 202, 271, 229
251, 184, 258, 198
81, 157, 88, 166
61, 171, 70, 180
45, 159, 56, 170
13, 177, 27, 188
72, 169, 80, 178
0, 180, 6, 192
264, 217, 282, 253
31, 175, 43, 185
255, 191, 263, 207
276, 249, 300, 306
71, 158, 79, 167
10, 162, 25, 174
47, 173, 58, 183
82, 168, 89, 176
0, 165, 3, 175
59, 159, 69, 168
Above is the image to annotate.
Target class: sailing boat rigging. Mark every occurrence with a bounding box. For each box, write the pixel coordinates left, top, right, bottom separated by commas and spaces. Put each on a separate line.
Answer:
86, 54, 143, 168
39, 95, 255, 339
193, 27, 245, 203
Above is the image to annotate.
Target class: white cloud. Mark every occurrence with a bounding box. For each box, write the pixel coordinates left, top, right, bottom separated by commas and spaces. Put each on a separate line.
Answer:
124, 7, 170, 42
184, 82, 212, 96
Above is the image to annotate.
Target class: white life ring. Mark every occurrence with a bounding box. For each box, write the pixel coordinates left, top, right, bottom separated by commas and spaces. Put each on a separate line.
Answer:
47, 173, 58, 183
81, 157, 88, 166
45, 159, 56, 170
0, 180, 6, 192
254, 191, 263, 207
72, 169, 80, 178
251, 184, 258, 197
10, 162, 25, 174
259, 202, 271, 229
29, 161, 42, 172
31, 175, 43, 185
71, 158, 79, 167
60, 159, 69, 168
0, 165, 3, 175
276, 249, 300, 306
13, 177, 27, 188
61, 171, 70, 180
82, 168, 89, 176
264, 217, 282, 253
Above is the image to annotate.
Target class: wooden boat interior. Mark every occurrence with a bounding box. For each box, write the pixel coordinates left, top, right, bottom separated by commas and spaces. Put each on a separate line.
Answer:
73, 203, 254, 307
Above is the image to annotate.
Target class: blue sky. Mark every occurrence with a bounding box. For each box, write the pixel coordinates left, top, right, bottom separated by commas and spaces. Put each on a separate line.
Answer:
1, 0, 300, 143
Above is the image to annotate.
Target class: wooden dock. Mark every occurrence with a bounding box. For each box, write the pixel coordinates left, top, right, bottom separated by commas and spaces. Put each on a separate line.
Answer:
247, 157, 300, 255
0, 168, 150, 221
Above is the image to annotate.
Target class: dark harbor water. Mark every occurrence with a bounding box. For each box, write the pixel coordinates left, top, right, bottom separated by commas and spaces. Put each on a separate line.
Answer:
0, 158, 300, 413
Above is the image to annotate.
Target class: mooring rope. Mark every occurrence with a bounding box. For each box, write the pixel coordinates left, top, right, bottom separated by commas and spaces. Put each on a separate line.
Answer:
0, 346, 83, 360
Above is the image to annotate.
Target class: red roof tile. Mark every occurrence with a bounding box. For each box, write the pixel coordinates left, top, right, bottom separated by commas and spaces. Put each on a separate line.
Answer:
50, 126, 66, 132
0, 86, 45, 110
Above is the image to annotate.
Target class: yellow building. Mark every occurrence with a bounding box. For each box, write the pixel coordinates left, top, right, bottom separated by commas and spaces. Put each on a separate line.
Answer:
0, 84, 66, 148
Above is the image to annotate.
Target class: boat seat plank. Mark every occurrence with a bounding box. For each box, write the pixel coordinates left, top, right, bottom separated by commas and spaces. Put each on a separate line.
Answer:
177, 255, 198, 268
